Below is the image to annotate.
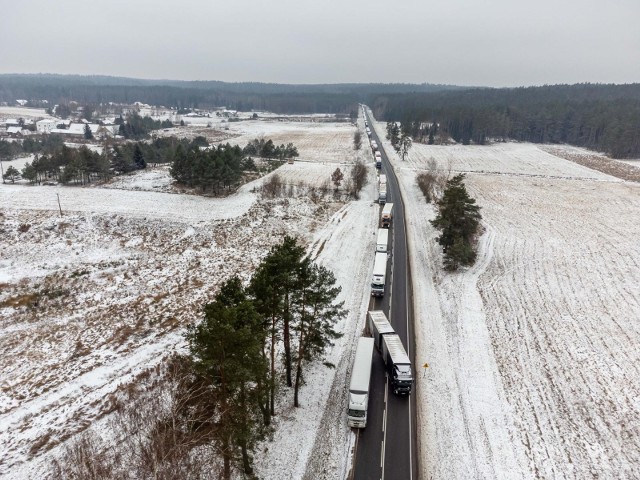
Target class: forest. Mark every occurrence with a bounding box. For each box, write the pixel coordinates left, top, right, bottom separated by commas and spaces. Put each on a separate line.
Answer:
1, 75, 639, 157
374, 84, 640, 158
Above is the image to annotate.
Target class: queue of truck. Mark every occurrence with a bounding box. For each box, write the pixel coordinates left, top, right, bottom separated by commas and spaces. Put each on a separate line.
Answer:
346, 120, 413, 427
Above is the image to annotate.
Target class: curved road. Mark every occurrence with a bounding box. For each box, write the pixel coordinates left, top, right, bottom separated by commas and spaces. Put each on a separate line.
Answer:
352, 108, 418, 480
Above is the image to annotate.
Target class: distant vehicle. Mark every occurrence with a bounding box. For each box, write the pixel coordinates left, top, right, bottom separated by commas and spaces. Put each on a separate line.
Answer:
371, 140, 378, 150
375, 151, 382, 168
367, 128, 372, 137
381, 203, 394, 228
367, 311, 413, 395
287, 158, 294, 164
379, 174, 387, 186
376, 228, 389, 253
378, 183, 387, 204
371, 252, 387, 297
347, 337, 375, 428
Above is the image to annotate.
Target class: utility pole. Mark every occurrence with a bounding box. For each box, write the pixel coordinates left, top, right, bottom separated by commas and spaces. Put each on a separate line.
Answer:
0, 157, 4, 184
57, 193, 63, 217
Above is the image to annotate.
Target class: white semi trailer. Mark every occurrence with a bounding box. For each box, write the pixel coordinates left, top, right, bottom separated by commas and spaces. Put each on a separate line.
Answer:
367, 310, 413, 395
347, 337, 375, 428
371, 252, 387, 297
381, 203, 393, 228
376, 228, 389, 253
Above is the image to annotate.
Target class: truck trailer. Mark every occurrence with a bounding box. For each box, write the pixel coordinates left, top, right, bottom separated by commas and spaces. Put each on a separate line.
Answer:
378, 184, 387, 204
347, 337, 375, 428
367, 310, 394, 349
382, 334, 413, 395
367, 311, 414, 395
376, 228, 389, 253
381, 203, 393, 228
371, 252, 387, 297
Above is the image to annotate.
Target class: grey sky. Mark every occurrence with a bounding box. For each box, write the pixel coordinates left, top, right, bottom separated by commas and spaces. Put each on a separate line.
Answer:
1, 0, 639, 86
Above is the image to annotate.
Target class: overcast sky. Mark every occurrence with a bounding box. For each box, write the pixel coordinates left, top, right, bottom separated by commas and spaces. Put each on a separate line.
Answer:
1, 0, 639, 87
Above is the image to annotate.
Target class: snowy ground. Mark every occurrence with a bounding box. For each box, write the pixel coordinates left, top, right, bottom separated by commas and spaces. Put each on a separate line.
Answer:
0, 107, 53, 122
373, 122, 640, 479
0, 117, 377, 478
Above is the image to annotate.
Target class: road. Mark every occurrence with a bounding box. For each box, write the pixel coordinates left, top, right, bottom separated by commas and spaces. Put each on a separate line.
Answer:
352, 108, 418, 480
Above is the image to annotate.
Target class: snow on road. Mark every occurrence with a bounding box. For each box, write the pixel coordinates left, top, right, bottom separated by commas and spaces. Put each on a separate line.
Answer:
374, 120, 640, 479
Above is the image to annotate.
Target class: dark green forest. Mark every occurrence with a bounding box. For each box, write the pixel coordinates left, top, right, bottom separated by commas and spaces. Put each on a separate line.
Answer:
374, 84, 640, 158
2, 75, 639, 157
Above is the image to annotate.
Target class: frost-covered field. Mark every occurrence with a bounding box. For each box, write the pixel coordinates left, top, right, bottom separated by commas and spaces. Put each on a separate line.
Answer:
219, 121, 356, 164
0, 107, 53, 121
0, 117, 377, 478
374, 121, 640, 479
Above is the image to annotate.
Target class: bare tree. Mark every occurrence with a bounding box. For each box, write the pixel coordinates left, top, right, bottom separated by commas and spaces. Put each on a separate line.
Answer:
350, 160, 368, 198
353, 130, 362, 150
331, 167, 344, 189
400, 134, 412, 161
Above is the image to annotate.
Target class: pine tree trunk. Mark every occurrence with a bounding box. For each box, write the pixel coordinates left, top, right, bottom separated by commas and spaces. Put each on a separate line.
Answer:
270, 318, 276, 415
284, 293, 292, 387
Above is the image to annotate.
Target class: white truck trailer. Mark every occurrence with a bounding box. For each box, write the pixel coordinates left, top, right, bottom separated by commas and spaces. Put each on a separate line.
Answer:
367, 310, 413, 395
376, 228, 389, 253
371, 140, 378, 150
367, 310, 394, 349
382, 334, 413, 395
371, 252, 387, 297
347, 337, 375, 428
381, 203, 393, 228
378, 183, 387, 204
375, 151, 382, 168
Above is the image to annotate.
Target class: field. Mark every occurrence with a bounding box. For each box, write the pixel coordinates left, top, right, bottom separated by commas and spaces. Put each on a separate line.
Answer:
0, 117, 379, 478
377, 127, 640, 479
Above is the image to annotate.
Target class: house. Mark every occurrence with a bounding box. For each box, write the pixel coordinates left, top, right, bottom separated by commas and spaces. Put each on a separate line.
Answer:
36, 119, 57, 134
5, 119, 20, 127
7, 126, 24, 137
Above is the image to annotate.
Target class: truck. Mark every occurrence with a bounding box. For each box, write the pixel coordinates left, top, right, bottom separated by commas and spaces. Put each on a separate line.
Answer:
375, 151, 382, 168
382, 334, 413, 395
347, 337, 375, 428
367, 310, 394, 349
379, 174, 387, 186
367, 311, 413, 395
371, 252, 387, 296
378, 183, 387, 204
381, 202, 393, 228
371, 140, 378, 150
376, 228, 389, 253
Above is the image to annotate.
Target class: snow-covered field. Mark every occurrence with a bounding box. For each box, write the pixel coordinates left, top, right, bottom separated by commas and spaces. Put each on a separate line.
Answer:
0, 107, 53, 121
374, 121, 640, 479
0, 117, 378, 478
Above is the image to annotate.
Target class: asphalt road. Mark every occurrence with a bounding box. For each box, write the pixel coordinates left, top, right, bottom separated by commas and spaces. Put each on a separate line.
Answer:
352, 108, 418, 480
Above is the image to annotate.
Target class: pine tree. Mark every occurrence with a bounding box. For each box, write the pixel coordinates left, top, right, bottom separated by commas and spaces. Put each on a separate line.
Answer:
430, 174, 482, 271
292, 263, 345, 407
133, 144, 146, 169
3, 165, 20, 183
84, 124, 93, 140
21, 162, 37, 184
186, 277, 268, 479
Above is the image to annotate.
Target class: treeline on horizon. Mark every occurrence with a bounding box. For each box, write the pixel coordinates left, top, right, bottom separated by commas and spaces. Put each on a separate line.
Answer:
1, 75, 639, 157
375, 83, 640, 158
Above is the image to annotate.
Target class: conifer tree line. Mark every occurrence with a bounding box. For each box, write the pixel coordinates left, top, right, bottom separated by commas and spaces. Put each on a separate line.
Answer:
376, 84, 640, 158
115, 112, 174, 139
14, 138, 202, 185
242, 138, 299, 160
186, 236, 345, 478
169, 138, 299, 194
